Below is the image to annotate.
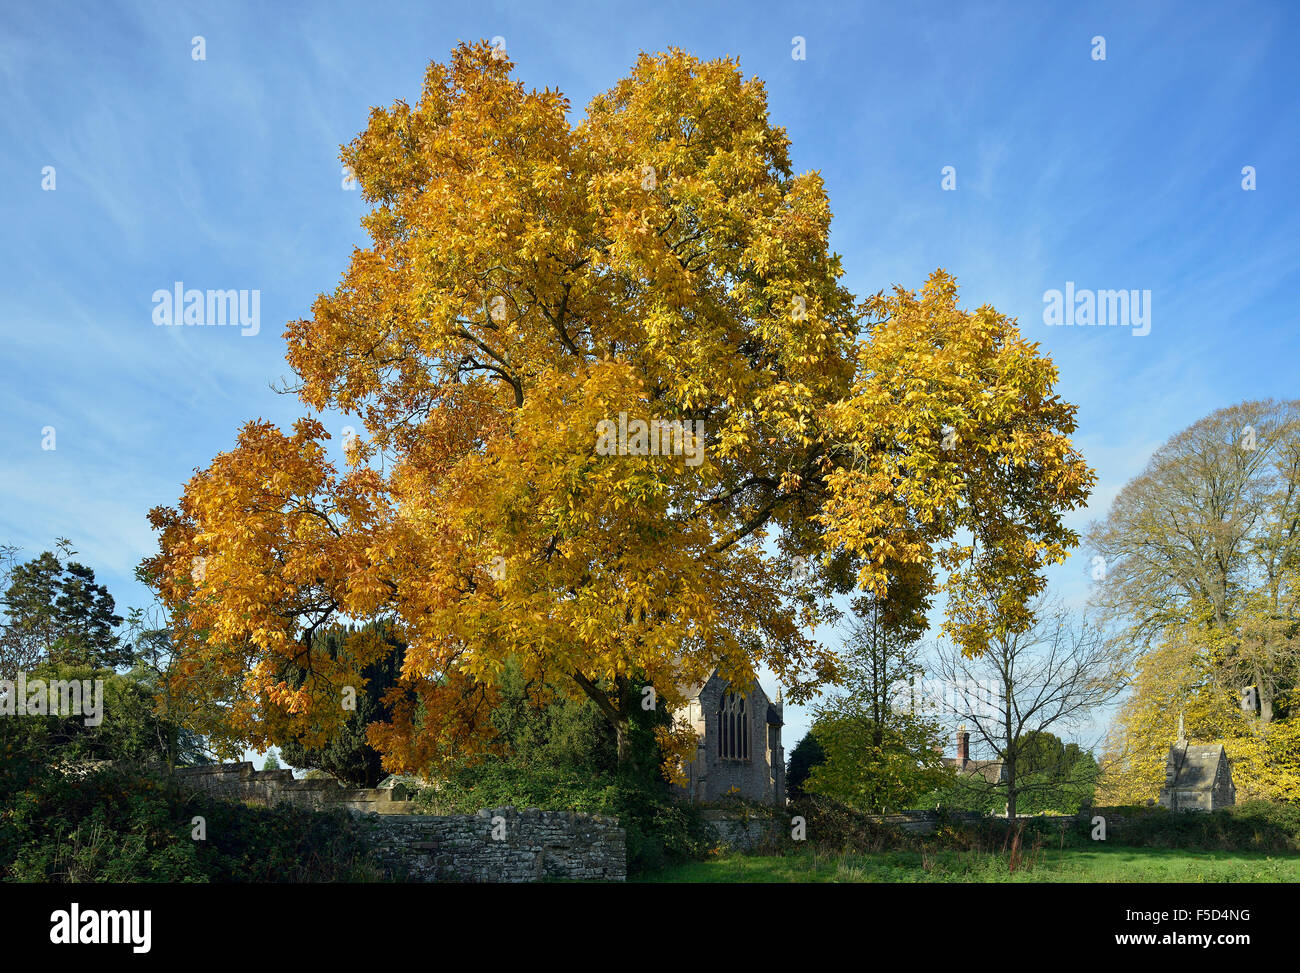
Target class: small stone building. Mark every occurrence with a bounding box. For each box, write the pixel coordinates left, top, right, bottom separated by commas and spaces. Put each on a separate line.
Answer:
673, 672, 785, 806
1158, 727, 1235, 811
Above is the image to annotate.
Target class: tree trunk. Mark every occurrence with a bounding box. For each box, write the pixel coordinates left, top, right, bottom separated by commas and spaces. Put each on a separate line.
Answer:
616, 719, 630, 765
572, 669, 633, 766
1006, 761, 1017, 819
1255, 668, 1274, 724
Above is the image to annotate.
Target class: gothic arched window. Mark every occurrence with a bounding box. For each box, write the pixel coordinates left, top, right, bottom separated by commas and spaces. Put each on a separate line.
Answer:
717, 692, 749, 761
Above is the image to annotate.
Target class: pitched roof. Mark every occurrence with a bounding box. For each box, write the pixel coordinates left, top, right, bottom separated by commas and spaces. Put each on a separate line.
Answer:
1166, 743, 1227, 790
940, 757, 1005, 785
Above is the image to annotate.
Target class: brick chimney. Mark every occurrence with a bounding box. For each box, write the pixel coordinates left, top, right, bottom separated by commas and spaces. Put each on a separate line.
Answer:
956, 725, 969, 766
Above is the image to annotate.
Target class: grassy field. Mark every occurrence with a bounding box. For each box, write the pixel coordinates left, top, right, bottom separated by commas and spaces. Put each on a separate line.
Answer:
642, 846, 1300, 882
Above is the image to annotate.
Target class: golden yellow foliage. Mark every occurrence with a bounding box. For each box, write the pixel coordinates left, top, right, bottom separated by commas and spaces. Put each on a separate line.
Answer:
145, 43, 1091, 776
820, 274, 1094, 656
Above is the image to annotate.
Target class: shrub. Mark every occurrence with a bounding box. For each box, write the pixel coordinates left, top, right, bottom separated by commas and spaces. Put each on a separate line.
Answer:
1, 762, 381, 882
788, 795, 921, 854
1086, 801, 1300, 852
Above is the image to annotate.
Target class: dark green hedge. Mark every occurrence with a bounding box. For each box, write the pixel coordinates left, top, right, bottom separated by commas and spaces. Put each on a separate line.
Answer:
1066, 802, 1300, 852
1, 763, 381, 882
784, 796, 1300, 855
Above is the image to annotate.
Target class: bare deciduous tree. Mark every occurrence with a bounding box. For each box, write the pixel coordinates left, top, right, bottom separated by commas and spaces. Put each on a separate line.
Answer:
928, 599, 1128, 817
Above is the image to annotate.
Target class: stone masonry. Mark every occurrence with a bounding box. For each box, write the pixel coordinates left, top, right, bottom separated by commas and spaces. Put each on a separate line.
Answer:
173, 762, 625, 882
675, 672, 785, 806
1158, 739, 1236, 811
363, 807, 626, 883
173, 762, 419, 814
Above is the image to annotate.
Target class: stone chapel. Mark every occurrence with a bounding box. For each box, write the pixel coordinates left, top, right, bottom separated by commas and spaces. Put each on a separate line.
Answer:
1157, 718, 1236, 811
672, 671, 786, 806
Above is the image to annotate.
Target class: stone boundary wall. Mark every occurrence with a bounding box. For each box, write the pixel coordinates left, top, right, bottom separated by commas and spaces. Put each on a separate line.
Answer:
171, 763, 626, 882
701, 809, 782, 850
861, 809, 1087, 834
173, 762, 418, 814
363, 807, 626, 882
864, 810, 980, 834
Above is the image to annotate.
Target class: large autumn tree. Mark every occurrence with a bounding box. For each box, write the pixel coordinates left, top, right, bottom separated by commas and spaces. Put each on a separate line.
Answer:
1088, 399, 1300, 654
145, 42, 1092, 777
1090, 399, 1300, 800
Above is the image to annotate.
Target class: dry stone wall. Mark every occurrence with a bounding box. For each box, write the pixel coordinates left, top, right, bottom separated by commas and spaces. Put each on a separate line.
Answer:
173, 762, 418, 814
363, 807, 626, 883
701, 808, 782, 850
173, 762, 626, 882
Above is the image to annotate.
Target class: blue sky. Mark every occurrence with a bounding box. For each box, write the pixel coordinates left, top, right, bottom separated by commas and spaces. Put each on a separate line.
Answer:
2, 0, 1297, 756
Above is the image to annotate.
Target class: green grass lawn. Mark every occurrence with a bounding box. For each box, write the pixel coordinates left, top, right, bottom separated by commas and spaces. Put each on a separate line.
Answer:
642, 846, 1300, 882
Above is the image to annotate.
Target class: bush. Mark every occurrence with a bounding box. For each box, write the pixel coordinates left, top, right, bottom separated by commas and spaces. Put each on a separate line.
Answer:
1, 762, 381, 882
788, 795, 921, 854
785, 799, 1300, 856
1085, 801, 1300, 852
608, 780, 714, 873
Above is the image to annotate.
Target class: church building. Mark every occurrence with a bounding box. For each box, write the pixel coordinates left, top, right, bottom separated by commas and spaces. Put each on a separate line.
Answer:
672, 672, 785, 806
